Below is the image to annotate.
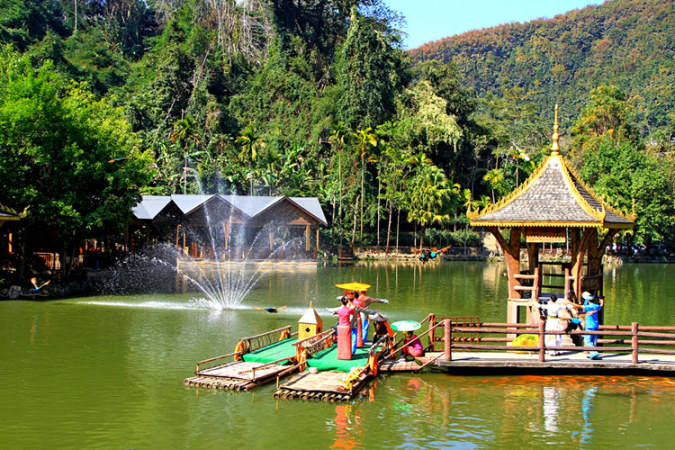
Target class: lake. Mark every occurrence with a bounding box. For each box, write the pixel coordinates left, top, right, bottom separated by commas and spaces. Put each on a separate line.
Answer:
1, 261, 673, 448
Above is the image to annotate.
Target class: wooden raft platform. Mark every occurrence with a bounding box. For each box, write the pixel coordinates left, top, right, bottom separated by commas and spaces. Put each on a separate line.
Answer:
185, 361, 291, 391
434, 351, 675, 374
273, 371, 370, 402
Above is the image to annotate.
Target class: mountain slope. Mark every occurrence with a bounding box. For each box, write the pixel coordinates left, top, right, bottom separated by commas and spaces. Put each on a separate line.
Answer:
409, 0, 674, 133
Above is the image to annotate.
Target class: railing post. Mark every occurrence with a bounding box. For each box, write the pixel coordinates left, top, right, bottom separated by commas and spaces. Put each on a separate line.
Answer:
429, 313, 436, 351
632, 322, 639, 364
444, 319, 452, 361
538, 320, 546, 362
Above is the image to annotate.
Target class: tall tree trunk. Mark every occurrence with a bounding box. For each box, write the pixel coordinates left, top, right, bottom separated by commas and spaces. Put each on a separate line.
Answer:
360, 156, 364, 251
385, 201, 392, 254
376, 177, 381, 250
351, 196, 359, 248
338, 151, 342, 249
396, 208, 400, 253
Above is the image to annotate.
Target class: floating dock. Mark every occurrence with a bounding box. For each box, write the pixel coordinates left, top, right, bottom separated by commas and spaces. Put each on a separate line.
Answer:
186, 317, 675, 403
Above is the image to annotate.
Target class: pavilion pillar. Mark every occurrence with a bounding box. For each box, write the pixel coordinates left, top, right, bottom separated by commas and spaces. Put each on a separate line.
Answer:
269, 229, 274, 252
489, 227, 523, 323
526, 243, 540, 274
305, 225, 311, 252
570, 228, 594, 302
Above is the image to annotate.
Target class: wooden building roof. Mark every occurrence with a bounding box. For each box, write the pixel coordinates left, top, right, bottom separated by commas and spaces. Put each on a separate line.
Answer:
469, 107, 634, 230
132, 194, 327, 226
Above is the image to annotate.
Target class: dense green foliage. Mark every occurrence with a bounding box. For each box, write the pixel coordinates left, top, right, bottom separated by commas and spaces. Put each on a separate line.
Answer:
410, 0, 674, 139
0, 0, 673, 258
0, 47, 153, 261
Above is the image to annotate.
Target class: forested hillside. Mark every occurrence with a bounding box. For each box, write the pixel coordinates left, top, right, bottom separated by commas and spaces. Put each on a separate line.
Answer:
0, 0, 673, 255
410, 0, 674, 135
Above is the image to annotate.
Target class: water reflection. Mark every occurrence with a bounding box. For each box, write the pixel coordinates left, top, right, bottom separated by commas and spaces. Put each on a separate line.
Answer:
3, 262, 675, 448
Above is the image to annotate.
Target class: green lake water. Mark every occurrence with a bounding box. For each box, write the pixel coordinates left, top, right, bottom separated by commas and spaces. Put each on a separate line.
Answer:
1, 261, 674, 448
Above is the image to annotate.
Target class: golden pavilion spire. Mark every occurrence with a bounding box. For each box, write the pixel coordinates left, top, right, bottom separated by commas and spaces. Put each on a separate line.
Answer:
551, 104, 560, 156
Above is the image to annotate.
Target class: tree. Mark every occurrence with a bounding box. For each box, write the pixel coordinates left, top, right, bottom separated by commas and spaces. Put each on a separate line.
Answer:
571, 85, 675, 246
235, 125, 266, 194
352, 127, 377, 250
335, 7, 407, 130
404, 161, 461, 249
0, 48, 153, 277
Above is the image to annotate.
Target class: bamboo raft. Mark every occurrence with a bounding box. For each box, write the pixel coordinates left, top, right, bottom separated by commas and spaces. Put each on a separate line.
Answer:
185, 360, 292, 391
185, 326, 299, 391
273, 370, 370, 402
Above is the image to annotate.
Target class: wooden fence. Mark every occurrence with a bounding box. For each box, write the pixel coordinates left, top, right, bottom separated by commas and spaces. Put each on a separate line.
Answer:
439, 320, 675, 363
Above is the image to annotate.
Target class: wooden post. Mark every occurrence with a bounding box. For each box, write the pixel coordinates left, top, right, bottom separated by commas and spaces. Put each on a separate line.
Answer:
632, 322, 639, 364
429, 313, 436, 351
489, 226, 522, 323
223, 222, 230, 251
538, 320, 546, 362
305, 225, 310, 252
269, 230, 273, 252
444, 319, 452, 361
315, 226, 319, 259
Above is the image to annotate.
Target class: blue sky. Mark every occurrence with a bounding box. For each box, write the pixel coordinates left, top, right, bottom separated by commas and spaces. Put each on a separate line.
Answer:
384, 0, 605, 49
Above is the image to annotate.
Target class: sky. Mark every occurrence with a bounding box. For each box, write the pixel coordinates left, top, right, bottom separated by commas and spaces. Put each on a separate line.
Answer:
384, 0, 605, 49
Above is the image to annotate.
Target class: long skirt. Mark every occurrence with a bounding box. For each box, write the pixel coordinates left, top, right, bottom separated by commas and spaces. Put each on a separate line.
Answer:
545, 317, 562, 353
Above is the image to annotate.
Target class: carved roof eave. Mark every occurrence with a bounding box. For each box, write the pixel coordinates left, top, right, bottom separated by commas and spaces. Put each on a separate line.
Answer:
468, 154, 635, 229
470, 220, 635, 230
0, 204, 28, 221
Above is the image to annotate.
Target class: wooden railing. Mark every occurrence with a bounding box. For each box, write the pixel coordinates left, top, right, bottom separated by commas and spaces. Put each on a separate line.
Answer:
442, 320, 675, 364
196, 326, 296, 373
427, 314, 481, 351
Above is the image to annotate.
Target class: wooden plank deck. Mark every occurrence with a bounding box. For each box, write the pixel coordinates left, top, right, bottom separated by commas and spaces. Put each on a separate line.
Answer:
274, 371, 370, 402
184, 361, 292, 391
434, 351, 675, 374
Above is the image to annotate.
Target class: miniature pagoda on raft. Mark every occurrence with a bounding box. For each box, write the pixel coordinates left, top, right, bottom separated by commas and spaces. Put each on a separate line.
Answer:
468, 105, 635, 324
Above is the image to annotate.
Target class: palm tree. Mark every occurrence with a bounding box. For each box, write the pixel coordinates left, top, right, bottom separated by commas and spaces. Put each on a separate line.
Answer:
484, 168, 506, 204
353, 127, 377, 251
170, 116, 201, 194
406, 164, 461, 249
235, 126, 265, 195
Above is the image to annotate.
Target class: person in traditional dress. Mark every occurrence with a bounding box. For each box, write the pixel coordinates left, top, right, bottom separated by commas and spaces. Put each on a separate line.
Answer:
568, 291, 604, 359
400, 331, 424, 360
353, 290, 389, 341
539, 295, 573, 356
328, 291, 376, 354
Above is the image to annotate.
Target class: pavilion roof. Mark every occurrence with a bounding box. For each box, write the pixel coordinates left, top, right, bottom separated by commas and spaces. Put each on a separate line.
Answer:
0, 204, 26, 222
469, 106, 634, 230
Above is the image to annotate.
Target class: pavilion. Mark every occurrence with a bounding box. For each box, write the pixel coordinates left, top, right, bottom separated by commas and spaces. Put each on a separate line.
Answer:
468, 106, 635, 324
130, 194, 327, 260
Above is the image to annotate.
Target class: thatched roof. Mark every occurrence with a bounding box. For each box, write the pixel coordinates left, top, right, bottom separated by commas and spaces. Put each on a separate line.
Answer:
469, 106, 634, 230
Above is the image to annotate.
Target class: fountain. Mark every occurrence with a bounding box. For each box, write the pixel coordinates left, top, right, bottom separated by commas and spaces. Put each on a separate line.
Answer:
101, 194, 313, 311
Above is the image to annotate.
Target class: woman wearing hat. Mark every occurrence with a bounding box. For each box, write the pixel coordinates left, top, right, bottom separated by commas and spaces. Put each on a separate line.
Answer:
569, 291, 604, 359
